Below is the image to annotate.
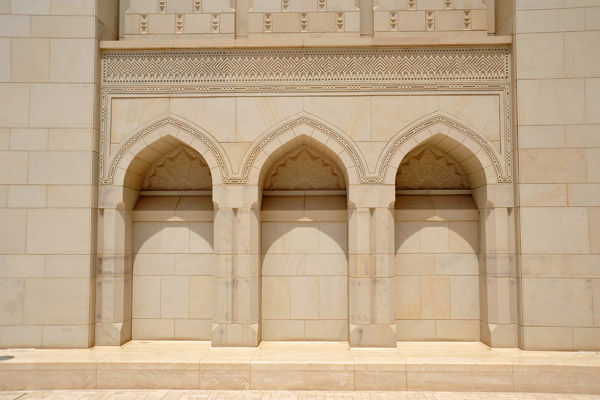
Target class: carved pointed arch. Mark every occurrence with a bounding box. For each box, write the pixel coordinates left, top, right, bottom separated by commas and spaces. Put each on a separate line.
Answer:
237, 114, 368, 187
104, 114, 231, 187
376, 111, 508, 187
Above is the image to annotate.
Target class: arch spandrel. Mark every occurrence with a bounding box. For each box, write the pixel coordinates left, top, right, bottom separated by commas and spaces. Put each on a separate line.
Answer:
238, 114, 369, 187
104, 114, 232, 188
376, 111, 507, 187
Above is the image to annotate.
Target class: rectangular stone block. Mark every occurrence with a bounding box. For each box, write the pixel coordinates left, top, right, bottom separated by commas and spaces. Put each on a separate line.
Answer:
42, 325, 91, 348
30, 84, 95, 128
11, 38, 49, 82
518, 149, 587, 184
522, 278, 594, 327
0, 278, 25, 325
0, 151, 28, 184
2, 325, 41, 347
0, 209, 26, 253
26, 209, 92, 254
50, 39, 95, 83
31, 15, 96, 38
0, 84, 29, 127
0, 15, 31, 37
23, 278, 91, 325
519, 184, 567, 206
50, 0, 95, 15
565, 31, 600, 78
516, 8, 584, 33
517, 79, 586, 125
520, 207, 590, 254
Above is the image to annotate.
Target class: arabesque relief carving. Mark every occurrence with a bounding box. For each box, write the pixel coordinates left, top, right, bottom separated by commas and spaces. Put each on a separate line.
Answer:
395, 145, 469, 190
142, 146, 212, 190
264, 145, 345, 190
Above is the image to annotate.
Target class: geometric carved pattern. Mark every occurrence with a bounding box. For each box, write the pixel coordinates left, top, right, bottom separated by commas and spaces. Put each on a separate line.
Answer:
100, 47, 512, 185
395, 145, 469, 190
142, 146, 212, 191
242, 115, 366, 185
377, 113, 508, 184
264, 145, 345, 190
102, 48, 509, 84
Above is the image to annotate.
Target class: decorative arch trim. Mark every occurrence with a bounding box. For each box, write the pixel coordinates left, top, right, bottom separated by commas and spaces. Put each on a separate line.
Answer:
235, 114, 368, 185
376, 112, 508, 185
103, 114, 231, 186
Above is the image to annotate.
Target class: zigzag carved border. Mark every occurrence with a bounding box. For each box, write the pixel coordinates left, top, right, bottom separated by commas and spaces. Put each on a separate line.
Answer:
102, 47, 509, 84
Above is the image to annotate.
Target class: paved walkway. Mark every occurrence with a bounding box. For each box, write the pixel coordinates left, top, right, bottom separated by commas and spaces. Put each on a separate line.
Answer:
1, 391, 599, 400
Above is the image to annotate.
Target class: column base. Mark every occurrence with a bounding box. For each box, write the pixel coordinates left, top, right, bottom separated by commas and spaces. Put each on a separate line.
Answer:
350, 323, 397, 347
212, 323, 260, 347
480, 322, 518, 348
95, 321, 131, 346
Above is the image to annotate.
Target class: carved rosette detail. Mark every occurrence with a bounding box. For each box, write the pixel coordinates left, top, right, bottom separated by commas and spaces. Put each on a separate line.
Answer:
143, 147, 212, 191
395, 145, 469, 190
264, 145, 345, 190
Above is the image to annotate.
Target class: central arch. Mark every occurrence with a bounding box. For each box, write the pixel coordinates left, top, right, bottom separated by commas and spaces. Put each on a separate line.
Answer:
238, 113, 368, 187
257, 130, 351, 341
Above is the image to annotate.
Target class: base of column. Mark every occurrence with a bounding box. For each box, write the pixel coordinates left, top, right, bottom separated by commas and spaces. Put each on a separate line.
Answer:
480, 322, 518, 348
95, 321, 131, 346
212, 323, 260, 347
350, 323, 397, 347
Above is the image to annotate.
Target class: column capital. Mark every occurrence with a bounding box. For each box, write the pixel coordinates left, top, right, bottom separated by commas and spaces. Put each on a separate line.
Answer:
212, 185, 260, 209
348, 184, 395, 209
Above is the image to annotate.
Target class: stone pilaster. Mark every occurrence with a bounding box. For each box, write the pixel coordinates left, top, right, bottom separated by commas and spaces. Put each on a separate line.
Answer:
95, 186, 136, 346
474, 185, 519, 348
347, 185, 397, 347
212, 185, 261, 346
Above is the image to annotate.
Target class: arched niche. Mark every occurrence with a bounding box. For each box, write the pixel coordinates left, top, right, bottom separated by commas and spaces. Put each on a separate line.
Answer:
96, 127, 219, 346
260, 144, 349, 341
391, 132, 517, 348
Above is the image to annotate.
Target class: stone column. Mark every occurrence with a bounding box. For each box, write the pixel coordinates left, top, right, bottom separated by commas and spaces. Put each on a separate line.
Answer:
347, 185, 397, 347
95, 186, 136, 346
212, 185, 261, 346
474, 185, 519, 348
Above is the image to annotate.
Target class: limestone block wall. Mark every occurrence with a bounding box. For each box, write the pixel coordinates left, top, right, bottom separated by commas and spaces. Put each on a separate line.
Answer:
131, 196, 214, 340
394, 195, 480, 341
121, 0, 492, 39
497, 0, 600, 351
261, 195, 348, 341
0, 0, 118, 348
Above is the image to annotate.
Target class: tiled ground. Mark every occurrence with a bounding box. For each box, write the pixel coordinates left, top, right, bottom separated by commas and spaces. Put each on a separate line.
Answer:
0, 391, 599, 400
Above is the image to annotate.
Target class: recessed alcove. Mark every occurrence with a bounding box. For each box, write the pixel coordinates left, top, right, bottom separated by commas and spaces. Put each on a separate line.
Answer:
394, 144, 481, 342
260, 145, 349, 341
128, 145, 215, 340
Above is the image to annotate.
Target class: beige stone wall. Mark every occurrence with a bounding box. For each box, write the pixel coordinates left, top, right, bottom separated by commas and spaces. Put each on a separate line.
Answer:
121, 0, 492, 39
395, 195, 480, 341
261, 195, 348, 341
131, 196, 214, 340
0, 0, 118, 348
504, 0, 600, 351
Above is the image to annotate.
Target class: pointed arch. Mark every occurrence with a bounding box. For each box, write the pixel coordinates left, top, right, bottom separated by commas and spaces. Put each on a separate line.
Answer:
376, 111, 507, 187
104, 114, 231, 187
237, 113, 368, 187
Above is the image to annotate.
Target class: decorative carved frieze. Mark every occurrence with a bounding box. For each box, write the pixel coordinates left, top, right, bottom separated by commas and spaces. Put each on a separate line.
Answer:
264, 145, 345, 190
101, 47, 509, 84
100, 47, 512, 186
143, 146, 212, 191
395, 145, 469, 190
